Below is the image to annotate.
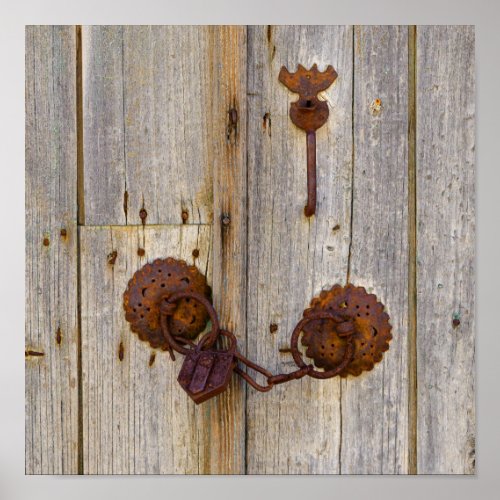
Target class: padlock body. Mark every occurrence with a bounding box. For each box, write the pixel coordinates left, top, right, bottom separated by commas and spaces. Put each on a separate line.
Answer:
178, 350, 235, 404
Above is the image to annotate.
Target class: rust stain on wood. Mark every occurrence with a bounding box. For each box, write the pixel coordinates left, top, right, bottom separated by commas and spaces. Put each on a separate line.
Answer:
139, 207, 147, 226
123, 191, 128, 219
148, 352, 156, 367
107, 250, 118, 265
26, 349, 45, 358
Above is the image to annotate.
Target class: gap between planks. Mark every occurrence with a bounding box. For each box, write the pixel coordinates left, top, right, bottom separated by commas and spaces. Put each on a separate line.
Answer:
407, 25, 418, 475
76, 24, 84, 475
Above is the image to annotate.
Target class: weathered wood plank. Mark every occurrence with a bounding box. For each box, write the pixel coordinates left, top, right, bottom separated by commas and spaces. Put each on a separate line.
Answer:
82, 26, 213, 226
80, 225, 214, 474
205, 26, 247, 473
246, 25, 353, 473
340, 25, 409, 474
80, 26, 247, 475
25, 25, 79, 474
416, 25, 475, 474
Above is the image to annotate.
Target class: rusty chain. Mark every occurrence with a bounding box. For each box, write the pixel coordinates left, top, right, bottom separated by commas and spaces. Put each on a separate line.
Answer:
160, 290, 355, 393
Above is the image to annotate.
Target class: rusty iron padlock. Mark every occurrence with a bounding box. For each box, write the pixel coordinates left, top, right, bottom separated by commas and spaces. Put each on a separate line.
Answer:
123, 258, 392, 404
176, 330, 237, 404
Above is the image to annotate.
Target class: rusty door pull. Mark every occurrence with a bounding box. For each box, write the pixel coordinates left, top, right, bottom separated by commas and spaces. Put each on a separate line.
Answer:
124, 258, 392, 404
279, 64, 337, 217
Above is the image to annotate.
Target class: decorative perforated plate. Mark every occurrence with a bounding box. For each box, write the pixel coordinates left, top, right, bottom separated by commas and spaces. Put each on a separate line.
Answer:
123, 258, 212, 350
301, 284, 392, 377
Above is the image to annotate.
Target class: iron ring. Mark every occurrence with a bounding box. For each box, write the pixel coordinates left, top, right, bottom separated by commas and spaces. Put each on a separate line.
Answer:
160, 291, 220, 356
290, 312, 355, 379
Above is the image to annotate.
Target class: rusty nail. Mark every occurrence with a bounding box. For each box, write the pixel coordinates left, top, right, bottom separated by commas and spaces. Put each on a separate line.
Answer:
25, 350, 45, 357
229, 108, 238, 126
107, 250, 118, 265
181, 210, 189, 223
60, 228, 67, 238
269, 323, 278, 333
192, 249, 200, 258
221, 213, 231, 226
139, 208, 147, 225
279, 64, 337, 217
137, 248, 145, 257
43, 237, 50, 246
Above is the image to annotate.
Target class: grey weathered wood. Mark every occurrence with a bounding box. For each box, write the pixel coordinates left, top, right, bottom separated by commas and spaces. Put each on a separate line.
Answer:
80, 225, 214, 474
416, 25, 475, 474
25, 25, 79, 474
246, 25, 353, 473
340, 25, 409, 474
27, 24, 476, 475
206, 26, 247, 473
82, 26, 213, 226
80, 25, 247, 474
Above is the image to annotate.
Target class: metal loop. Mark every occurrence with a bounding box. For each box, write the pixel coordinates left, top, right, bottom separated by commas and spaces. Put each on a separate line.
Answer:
234, 351, 274, 392
290, 312, 355, 379
197, 329, 237, 354
160, 290, 220, 356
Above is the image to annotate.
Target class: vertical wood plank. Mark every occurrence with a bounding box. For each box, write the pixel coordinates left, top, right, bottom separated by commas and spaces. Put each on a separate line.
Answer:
341, 26, 409, 474
25, 25, 78, 474
82, 26, 213, 226
81, 225, 213, 474
416, 25, 475, 474
205, 26, 247, 473
246, 25, 353, 473
81, 25, 247, 474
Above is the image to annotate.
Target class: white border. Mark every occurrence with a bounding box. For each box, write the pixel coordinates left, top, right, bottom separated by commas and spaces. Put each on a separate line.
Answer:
2, 1, 499, 498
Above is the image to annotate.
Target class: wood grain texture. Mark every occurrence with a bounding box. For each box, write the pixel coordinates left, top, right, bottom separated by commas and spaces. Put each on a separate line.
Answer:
205, 26, 247, 473
340, 26, 409, 474
246, 25, 353, 473
80, 225, 214, 474
80, 26, 247, 474
27, 24, 476, 475
82, 26, 213, 226
25, 25, 79, 474
416, 25, 475, 474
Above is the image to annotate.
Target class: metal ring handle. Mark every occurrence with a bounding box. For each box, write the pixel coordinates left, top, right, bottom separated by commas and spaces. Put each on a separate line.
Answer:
290, 312, 355, 379
160, 291, 220, 356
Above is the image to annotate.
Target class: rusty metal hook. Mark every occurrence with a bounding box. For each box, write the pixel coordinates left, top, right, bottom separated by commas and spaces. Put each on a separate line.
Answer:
279, 64, 337, 217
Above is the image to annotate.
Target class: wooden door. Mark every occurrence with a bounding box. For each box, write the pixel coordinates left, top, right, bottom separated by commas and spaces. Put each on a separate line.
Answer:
26, 25, 475, 474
